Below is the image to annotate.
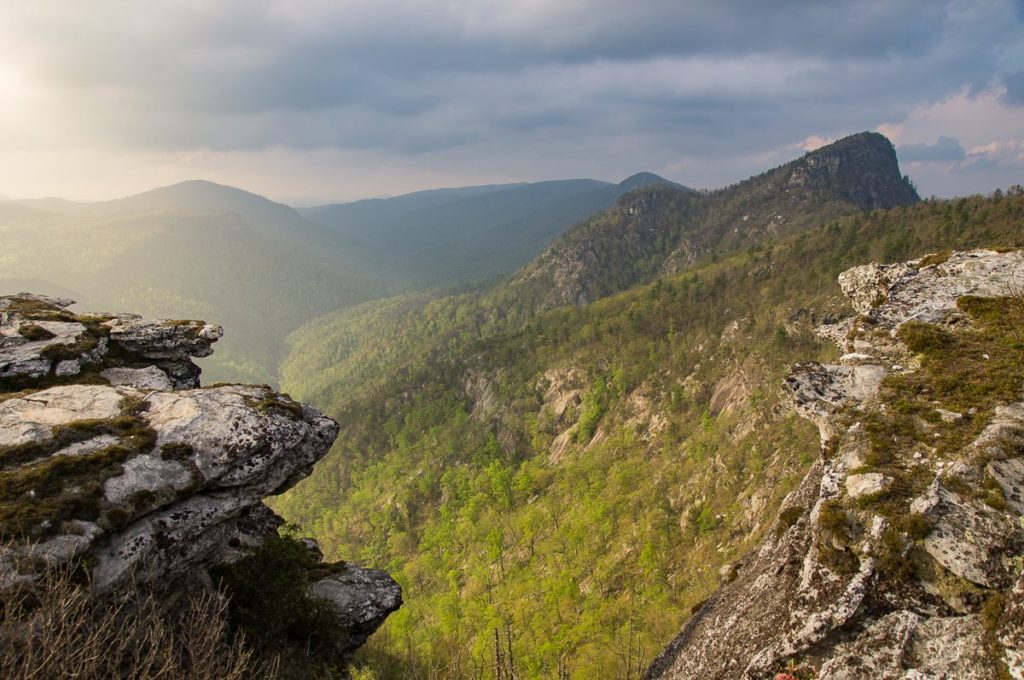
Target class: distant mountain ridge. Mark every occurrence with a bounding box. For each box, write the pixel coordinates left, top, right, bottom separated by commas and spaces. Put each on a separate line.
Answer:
495, 132, 918, 311
0, 172, 679, 382
301, 173, 682, 291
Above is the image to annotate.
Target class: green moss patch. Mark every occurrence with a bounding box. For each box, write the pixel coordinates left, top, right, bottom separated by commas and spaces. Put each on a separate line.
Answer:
917, 251, 952, 268
17, 324, 56, 341
0, 367, 111, 394
159, 442, 194, 462
246, 394, 304, 421
776, 505, 806, 534
0, 413, 157, 538
863, 297, 1024, 474
817, 500, 860, 574
897, 321, 953, 354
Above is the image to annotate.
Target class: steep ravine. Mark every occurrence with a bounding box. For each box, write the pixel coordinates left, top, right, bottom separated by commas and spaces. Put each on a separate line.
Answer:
646, 250, 1024, 679
0, 293, 401, 669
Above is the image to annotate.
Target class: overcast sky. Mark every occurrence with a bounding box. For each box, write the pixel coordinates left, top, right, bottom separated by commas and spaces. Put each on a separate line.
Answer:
1, 0, 1022, 203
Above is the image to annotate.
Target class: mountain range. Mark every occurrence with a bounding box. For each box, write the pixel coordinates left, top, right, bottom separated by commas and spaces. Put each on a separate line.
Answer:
0, 173, 674, 382
300, 173, 681, 291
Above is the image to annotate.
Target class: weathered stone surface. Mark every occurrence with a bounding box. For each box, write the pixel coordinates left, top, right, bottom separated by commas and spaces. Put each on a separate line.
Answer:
910, 475, 1024, 589
0, 293, 74, 311
971, 402, 1024, 461
1, 382, 338, 590
0, 295, 402, 661
0, 293, 220, 388
1002, 572, 1024, 679
647, 250, 1024, 679
988, 458, 1024, 514
785, 362, 887, 440
100, 365, 174, 390
0, 384, 124, 447
0, 316, 91, 380
841, 249, 1024, 324
107, 317, 222, 360
309, 565, 403, 655
839, 260, 918, 314
816, 610, 990, 679
845, 472, 891, 499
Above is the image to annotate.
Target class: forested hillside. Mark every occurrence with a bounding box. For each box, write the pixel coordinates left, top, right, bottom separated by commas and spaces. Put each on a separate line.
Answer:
301, 175, 682, 292
1, 176, 676, 386
496, 132, 918, 314
0, 199, 369, 383
275, 189, 1024, 678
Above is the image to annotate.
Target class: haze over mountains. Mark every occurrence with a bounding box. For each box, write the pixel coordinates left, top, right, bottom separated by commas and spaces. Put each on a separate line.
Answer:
0, 171, 675, 383
0, 134, 916, 388
300, 173, 681, 291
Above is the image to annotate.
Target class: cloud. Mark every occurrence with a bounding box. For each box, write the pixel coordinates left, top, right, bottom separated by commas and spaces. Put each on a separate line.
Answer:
1003, 71, 1024, 104
799, 135, 837, 152
0, 0, 1022, 199
898, 136, 966, 162
879, 83, 1024, 195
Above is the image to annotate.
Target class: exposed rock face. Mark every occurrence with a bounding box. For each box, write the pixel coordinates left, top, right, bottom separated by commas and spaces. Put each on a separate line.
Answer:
309, 564, 404, 653
789, 131, 919, 211
1, 292, 222, 389
646, 249, 1024, 679
0, 294, 400, 659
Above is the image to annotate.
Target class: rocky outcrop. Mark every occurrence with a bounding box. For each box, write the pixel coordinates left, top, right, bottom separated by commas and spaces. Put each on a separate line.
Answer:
0, 293, 400, 659
309, 564, 403, 653
1, 293, 222, 389
789, 131, 919, 211
647, 249, 1024, 679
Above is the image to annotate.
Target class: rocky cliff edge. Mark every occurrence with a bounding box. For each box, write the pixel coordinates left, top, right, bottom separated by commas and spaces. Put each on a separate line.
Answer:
0, 293, 400, 658
647, 249, 1024, 679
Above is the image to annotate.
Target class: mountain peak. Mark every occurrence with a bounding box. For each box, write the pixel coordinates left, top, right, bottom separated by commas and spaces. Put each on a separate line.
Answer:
787, 131, 919, 210
617, 172, 678, 190
124, 179, 267, 203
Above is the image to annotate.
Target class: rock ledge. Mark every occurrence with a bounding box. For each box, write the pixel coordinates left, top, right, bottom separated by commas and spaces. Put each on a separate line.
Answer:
0, 293, 400, 660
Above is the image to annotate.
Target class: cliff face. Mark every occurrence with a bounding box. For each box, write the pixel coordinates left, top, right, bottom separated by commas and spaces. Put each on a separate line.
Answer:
0, 293, 400, 658
790, 131, 919, 211
646, 250, 1024, 679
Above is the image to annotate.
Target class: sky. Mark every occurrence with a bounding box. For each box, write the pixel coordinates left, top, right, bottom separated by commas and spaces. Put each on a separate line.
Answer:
0, 0, 1022, 204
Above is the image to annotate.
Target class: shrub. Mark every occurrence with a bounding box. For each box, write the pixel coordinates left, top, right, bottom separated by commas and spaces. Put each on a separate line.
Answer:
0, 561, 275, 679
897, 321, 952, 354
17, 324, 56, 341
917, 251, 952, 268
212, 535, 347, 668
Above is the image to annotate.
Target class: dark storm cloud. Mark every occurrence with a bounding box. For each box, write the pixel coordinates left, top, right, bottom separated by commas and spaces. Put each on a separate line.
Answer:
898, 136, 967, 162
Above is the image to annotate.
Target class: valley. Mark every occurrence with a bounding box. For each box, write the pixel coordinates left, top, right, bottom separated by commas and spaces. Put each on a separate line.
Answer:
5, 4, 1023, 678
269, 135, 1024, 676
4, 132, 1023, 678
